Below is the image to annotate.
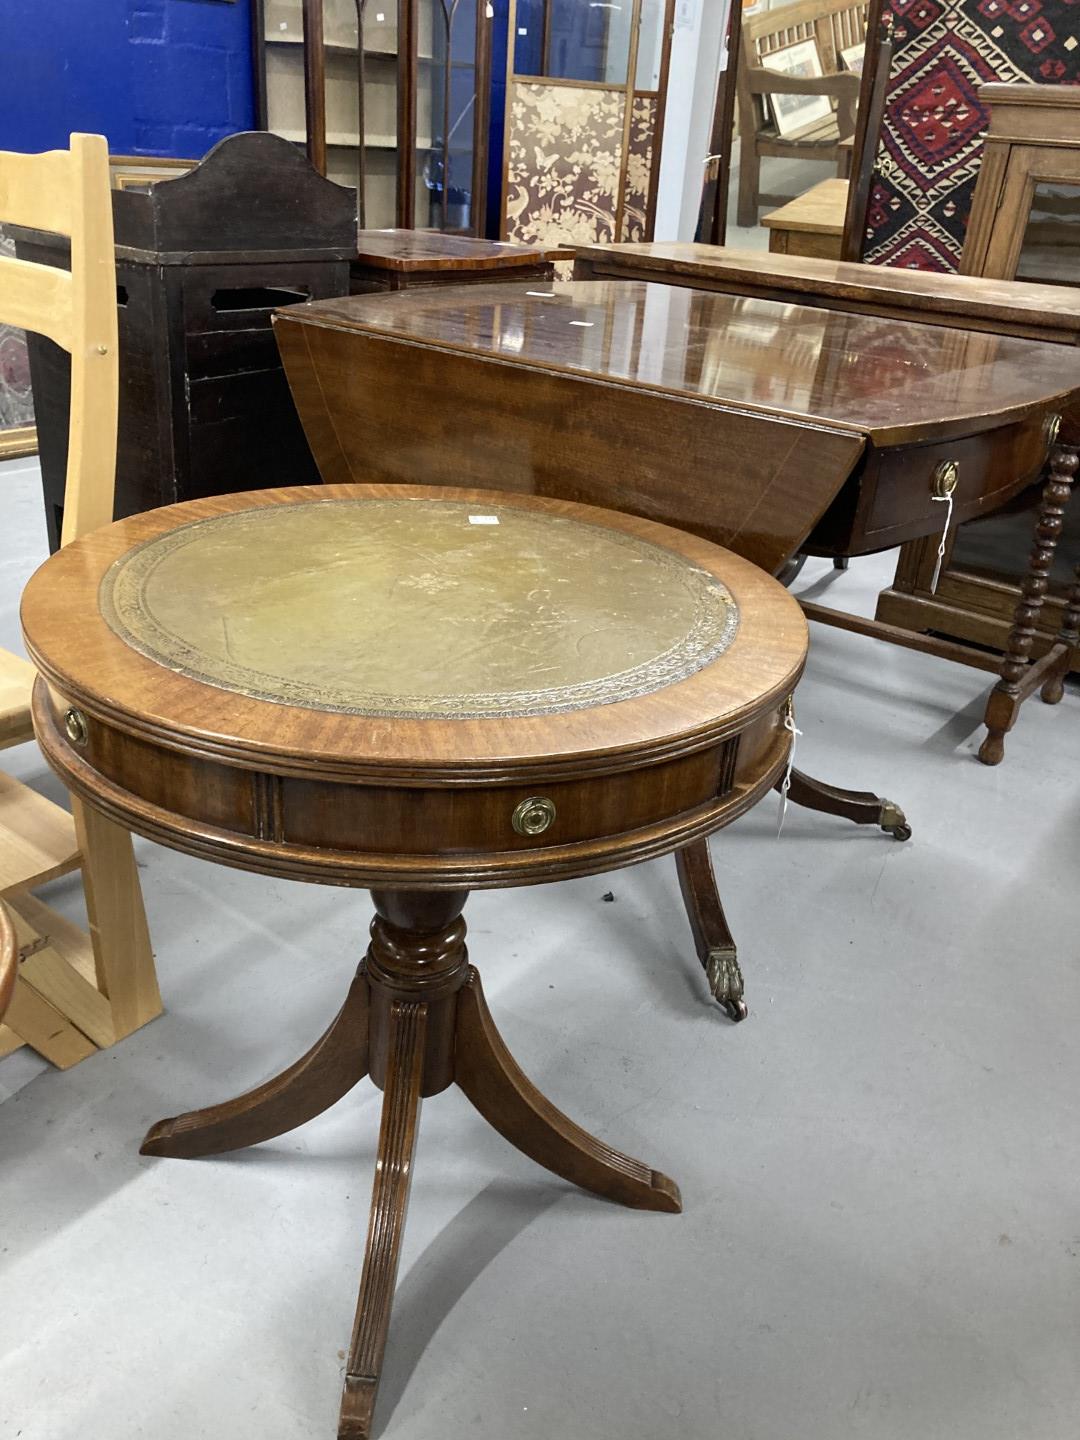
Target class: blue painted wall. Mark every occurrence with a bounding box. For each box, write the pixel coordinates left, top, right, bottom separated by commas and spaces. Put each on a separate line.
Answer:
0, 0, 255, 159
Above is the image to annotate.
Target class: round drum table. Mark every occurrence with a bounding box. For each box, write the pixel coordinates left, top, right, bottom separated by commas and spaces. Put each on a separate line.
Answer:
22, 485, 807, 1438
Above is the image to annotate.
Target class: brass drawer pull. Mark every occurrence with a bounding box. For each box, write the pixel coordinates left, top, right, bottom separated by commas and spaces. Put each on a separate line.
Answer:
931, 459, 959, 499
512, 796, 556, 837
64, 707, 89, 747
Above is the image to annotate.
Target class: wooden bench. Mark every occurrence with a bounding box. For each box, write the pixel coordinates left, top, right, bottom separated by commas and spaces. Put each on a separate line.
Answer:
762, 176, 848, 259
737, 0, 866, 228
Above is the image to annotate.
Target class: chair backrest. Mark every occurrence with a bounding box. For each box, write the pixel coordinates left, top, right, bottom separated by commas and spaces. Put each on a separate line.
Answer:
0, 133, 117, 546
0, 901, 15, 1023
744, 0, 867, 74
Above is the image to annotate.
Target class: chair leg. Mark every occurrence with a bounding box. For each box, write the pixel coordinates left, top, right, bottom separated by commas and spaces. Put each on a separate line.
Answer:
737, 134, 760, 228
73, 798, 162, 1039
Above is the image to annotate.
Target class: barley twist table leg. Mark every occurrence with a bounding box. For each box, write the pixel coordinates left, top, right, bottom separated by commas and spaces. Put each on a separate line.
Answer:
979, 442, 1078, 765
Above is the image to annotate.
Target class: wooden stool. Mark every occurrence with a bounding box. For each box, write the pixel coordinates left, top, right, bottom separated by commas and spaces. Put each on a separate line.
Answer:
23, 484, 806, 1437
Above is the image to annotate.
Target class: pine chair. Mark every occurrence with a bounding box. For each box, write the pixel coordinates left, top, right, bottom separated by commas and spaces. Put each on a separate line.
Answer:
0, 133, 161, 1069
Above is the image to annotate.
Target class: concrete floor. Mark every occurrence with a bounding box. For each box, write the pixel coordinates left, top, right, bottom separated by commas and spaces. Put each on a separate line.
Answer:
1, 454, 1078, 1440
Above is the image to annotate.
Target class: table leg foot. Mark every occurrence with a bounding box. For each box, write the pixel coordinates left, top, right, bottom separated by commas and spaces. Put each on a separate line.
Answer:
780, 767, 911, 841
675, 841, 746, 1020
454, 969, 681, 1213
140, 967, 370, 1158
977, 727, 1006, 767
339, 999, 426, 1440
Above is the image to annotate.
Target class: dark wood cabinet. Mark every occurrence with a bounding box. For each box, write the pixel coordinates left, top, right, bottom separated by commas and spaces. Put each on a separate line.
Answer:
15, 132, 356, 550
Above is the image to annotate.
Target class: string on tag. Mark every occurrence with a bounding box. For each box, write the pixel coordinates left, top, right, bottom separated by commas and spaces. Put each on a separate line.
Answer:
777, 698, 803, 837
930, 486, 954, 593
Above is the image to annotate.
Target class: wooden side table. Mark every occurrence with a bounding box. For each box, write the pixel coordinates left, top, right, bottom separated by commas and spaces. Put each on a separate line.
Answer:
351, 229, 553, 294
22, 484, 807, 1439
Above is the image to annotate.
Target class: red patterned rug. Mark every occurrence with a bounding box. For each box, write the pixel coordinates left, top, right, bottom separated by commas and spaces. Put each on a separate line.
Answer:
860, 0, 1080, 271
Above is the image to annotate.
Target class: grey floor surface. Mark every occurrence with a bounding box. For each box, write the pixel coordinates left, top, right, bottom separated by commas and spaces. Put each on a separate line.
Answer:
1, 454, 1078, 1440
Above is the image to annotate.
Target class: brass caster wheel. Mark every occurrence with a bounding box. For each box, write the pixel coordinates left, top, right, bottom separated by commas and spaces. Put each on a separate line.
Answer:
706, 948, 746, 1022
879, 801, 912, 842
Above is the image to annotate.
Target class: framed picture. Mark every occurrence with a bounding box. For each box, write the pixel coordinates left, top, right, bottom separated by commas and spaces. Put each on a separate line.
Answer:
762, 39, 832, 139
840, 42, 865, 76
110, 156, 197, 191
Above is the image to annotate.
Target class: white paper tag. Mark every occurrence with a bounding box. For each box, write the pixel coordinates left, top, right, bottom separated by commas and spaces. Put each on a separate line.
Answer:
469, 515, 499, 525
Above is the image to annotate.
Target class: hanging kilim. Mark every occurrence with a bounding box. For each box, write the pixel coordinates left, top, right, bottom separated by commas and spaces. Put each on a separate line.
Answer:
860, 0, 1080, 271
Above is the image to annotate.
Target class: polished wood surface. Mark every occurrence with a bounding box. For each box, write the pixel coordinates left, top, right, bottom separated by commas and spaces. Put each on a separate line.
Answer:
351, 229, 553, 295
570, 242, 1080, 767
278, 279, 1076, 443
574, 243, 1080, 343
25, 485, 803, 1439
276, 277, 1077, 576
356, 229, 552, 272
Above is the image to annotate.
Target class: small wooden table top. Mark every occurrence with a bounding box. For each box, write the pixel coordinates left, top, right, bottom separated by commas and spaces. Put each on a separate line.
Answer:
355, 228, 551, 274
22, 485, 805, 1437
351, 229, 553, 294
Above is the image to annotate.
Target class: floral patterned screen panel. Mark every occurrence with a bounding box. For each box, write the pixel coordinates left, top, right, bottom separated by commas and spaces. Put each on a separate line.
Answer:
503, 0, 671, 248
0, 231, 35, 450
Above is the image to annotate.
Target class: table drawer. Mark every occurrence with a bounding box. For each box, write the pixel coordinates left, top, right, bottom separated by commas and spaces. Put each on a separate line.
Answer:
810, 410, 1055, 556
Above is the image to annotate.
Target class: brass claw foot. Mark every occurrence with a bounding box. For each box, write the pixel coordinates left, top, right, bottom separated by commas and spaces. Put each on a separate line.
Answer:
706, 947, 747, 1023
878, 800, 912, 842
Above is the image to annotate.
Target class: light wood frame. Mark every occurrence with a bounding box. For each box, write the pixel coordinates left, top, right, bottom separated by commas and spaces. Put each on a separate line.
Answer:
0, 133, 161, 1068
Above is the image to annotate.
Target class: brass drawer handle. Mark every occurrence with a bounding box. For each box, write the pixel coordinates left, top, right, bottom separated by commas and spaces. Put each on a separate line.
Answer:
512, 796, 556, 837
932, 460, 959, 499
64, 707, 89, 747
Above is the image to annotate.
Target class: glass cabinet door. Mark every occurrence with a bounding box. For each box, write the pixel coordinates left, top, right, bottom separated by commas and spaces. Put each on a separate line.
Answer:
1014, 181, 1080, 288
357, 0, 403, 226
416, 1, 482, 232
263, 0, 403, 225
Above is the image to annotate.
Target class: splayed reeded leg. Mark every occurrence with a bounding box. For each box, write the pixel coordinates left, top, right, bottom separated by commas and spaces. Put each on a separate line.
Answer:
779, 767, 911, 841
140, 967, 371, 1158
143, 887, 682, 1440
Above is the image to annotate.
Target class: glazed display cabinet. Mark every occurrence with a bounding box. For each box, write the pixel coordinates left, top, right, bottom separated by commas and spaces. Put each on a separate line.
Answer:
255, 0, 492, 232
